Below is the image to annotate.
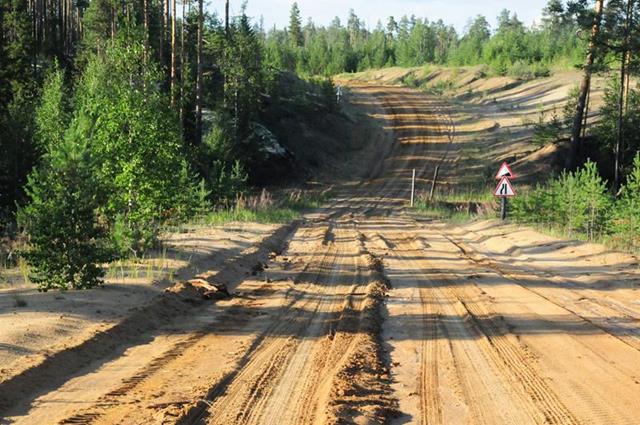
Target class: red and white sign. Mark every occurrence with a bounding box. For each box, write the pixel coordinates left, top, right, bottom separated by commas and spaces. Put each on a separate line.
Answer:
494, 176, 516, 197
495, 162, 515, 180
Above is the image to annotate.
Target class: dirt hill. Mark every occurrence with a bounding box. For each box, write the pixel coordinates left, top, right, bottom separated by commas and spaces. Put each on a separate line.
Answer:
338, 66, 609, 187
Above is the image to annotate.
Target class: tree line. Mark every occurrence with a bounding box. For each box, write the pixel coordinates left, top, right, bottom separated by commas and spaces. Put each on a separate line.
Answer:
265, 1, 587, 77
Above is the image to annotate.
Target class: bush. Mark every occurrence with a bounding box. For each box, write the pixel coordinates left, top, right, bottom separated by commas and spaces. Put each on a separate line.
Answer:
402, 73, 420, 88
18, 137, 114, 291
508, 61, 551, 80
532, 106, 563, 146
512, 160, 611, 240
560, 160, 611, 238
611, 153, 640, 250
210, 160, 249, 206
314, 76, 338, 112
511, 183, 558, 224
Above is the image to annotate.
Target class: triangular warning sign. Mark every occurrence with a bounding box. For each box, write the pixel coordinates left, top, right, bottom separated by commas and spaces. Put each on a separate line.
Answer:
494, 177, 516, 197
495, 162, 515, 180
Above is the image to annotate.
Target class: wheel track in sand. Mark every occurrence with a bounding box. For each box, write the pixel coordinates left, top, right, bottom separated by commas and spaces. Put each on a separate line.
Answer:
393, 234, 579, 424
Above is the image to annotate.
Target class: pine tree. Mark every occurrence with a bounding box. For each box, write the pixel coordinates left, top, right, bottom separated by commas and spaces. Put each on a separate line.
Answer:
613, 153, 640, 249
222, 11, 264, 147
567, 0, 604, 171
288, 2, 303, 47
18, 133, 113, 291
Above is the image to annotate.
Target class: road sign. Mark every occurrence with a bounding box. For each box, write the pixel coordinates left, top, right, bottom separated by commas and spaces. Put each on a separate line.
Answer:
494, 176, 516, 197
495, 162, 515, 180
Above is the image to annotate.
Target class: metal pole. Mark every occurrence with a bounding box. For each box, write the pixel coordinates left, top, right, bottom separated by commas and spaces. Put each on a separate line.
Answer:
410, 169, 416, 207
500, 197, 507, 220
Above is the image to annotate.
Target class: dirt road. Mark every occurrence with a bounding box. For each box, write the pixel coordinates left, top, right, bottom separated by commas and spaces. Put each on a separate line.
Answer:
2, 85, 640, 424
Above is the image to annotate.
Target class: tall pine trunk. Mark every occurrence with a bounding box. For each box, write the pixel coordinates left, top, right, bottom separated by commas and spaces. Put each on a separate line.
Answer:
159, 0, 164, 66
615, 0, 635, 192
170, 0, 176, 105
566, 0, 604, 170
143, 0, 149, 62
195, 0, 203, 144
225, 0, 229, 36
179, 0, 186, 122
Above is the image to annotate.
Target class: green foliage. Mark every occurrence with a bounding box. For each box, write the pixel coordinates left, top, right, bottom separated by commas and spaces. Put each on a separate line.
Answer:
533, 106, 564, 146
35, 64, 70, 151
508, 61, 551, 80
0, 0, 38, 213
222, 13, 266, 143
288, 2, 304, 47
191, 179, 214, 217
72, 34, 193, 251
563, 84, 580, 128
513, 160, 612, 240
611, 153, 640, 250
594, 78, 640, 171
210, 160, 249, 206
263, 5, 584, 77
309, 76, 338, 112
192, 188, 330, 227
0, 84, 38, 212
18, 136, 114, 291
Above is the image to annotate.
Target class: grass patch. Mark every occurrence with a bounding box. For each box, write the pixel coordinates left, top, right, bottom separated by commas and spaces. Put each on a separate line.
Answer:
176, 187, 332, 229
430, 186, 494, 204
201, 206, 301, 226
413, 200, 478, 223
413, 185, 496, 223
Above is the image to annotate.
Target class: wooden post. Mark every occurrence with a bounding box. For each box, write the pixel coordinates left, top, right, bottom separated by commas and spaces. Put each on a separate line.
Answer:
429, 165, 440, 202
410, 169, 416, 207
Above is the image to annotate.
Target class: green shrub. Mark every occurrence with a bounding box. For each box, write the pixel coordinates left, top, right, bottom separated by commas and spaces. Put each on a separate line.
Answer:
402, 73, 420, 88
563, 85, 580, 129
18, 137, 114, 291
508, 61, 551, 80
559, 160, 611, 238
532, 106, 563, 146
512, 160, 611, 240
512, 183, 557, 224
611, 153, 640, 250
311, 76, 338, 112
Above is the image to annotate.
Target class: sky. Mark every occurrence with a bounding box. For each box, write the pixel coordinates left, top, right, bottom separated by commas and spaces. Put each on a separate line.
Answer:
210, 0, 552, 34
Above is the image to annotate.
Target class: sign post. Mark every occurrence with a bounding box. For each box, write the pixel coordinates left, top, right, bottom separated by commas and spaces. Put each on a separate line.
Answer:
493, 162, 516, 220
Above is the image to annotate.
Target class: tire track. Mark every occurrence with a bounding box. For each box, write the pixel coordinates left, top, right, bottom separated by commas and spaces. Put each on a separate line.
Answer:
385, 231, 580, 424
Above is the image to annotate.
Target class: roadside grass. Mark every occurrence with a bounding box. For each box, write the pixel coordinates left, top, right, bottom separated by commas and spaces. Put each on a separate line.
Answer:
0, 187, 332, 290
412, 185, 497, 223
430, 186, 495, 203
413, 200, 476, 223
199, 206, 301, 226
178, 187, 332, 229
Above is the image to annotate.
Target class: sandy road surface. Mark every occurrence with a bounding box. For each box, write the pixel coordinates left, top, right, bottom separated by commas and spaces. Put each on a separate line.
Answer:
2, 85, 640, 424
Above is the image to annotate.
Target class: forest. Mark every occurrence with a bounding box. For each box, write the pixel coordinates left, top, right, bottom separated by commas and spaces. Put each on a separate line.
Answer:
1, 0, 639, 289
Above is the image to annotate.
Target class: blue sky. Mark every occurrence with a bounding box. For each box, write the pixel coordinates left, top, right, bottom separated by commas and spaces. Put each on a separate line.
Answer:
211, 0, 551, 33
